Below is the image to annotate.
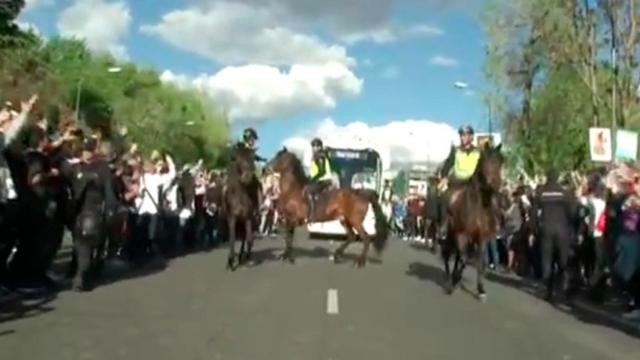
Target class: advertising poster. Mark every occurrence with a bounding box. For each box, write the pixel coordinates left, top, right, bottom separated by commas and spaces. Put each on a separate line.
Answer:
588, 128, 612, 162
615, 129, 638, 161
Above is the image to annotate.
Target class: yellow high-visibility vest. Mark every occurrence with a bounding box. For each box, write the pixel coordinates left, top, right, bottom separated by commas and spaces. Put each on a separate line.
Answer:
310, 157, 333, 181
453, 149, 480, 180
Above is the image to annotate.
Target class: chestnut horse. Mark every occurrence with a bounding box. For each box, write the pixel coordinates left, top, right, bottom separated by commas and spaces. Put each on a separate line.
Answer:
442, 143, 504, 301
266, 148, 389, 267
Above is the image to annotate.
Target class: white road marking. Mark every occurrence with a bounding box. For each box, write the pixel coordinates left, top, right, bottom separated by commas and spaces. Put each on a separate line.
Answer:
327, 289, 339, 315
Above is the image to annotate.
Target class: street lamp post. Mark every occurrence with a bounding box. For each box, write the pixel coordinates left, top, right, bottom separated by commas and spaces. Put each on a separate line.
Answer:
75, 66, 122, 122
454, 81, 493, 145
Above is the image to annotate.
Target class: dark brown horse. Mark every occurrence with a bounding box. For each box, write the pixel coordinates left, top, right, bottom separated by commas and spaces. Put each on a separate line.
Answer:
266, 148, 389, 267
442, 143, 504, 301
223, 146, 258, 270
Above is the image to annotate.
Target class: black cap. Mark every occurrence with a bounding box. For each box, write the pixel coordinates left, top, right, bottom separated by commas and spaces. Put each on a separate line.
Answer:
311, 138, 323, 147
243, 128, 258, 140
458, 125, 474, 135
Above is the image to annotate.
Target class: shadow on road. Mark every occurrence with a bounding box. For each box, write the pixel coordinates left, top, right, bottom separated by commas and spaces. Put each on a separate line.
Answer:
486, 272, 640, 338
406, 262, 449, 293
406, 255, 640, 337
408, 242, 438, 254
0, 291, 57, 327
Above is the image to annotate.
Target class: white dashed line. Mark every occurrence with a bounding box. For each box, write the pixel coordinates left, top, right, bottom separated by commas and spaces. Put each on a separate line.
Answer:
327, 289, 339, 315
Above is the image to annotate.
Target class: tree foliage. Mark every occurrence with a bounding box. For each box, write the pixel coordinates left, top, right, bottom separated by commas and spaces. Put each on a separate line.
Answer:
392, 170, 408, 196
484, 0, 640, 176
1, 25, 230, 168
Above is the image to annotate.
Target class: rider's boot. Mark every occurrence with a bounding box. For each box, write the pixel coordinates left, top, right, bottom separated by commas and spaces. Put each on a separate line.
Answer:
308, 193, 315, 222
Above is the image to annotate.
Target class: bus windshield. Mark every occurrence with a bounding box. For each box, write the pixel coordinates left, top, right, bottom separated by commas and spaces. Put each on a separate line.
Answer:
325, 148, 381, 191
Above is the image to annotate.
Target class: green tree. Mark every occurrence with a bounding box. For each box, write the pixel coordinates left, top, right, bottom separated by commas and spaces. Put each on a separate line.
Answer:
0, 0, 24, 32
484, 0, 640, 176
1, 34, 231, 168
392, 170, 408, 196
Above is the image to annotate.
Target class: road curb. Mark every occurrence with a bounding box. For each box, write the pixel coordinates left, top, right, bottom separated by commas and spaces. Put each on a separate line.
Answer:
494, 274, 640, 336
570, 298, 640, 336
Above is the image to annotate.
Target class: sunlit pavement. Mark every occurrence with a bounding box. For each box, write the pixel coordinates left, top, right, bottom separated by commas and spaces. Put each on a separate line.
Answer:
1, 235, 639, 360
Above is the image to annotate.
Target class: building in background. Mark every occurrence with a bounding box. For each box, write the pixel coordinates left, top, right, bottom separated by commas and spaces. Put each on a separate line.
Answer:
408, 165, 429, 197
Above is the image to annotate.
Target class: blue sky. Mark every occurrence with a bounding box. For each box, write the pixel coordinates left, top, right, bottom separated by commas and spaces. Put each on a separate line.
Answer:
19, 0, 489, 165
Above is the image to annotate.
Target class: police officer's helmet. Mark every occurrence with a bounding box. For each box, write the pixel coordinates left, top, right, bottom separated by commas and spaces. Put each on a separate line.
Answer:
243, 128, 258, 141
458, 125, 474, 136
311, 138, 323, 148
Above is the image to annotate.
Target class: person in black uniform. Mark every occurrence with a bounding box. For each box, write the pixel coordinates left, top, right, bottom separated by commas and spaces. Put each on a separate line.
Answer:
234, 128, 264, 222
236, 128, 267, 162
63, 137, 119, 290
4, 123, 68, 290
533, 168, 578, 301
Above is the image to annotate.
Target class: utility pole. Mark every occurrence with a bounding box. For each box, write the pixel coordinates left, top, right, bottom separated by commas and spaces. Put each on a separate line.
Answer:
488, 101, 493, 146
610, 0, 618, 162
75, 78, 84, 123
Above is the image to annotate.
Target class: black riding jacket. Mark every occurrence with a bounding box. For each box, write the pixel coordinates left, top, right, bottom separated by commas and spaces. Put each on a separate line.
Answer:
235, 142, 266, 162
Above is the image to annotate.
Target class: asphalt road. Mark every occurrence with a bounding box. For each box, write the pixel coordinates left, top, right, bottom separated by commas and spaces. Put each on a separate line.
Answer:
1, 234, 639, 360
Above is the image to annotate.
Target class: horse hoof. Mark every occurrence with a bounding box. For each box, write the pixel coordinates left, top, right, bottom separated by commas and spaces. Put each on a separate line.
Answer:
279, 253, 295, 264
354, 258, 366, 268
226, 258, 236, 271
445, 284, 455, 295
72, 281, 86, 292
478, 293, 487, 302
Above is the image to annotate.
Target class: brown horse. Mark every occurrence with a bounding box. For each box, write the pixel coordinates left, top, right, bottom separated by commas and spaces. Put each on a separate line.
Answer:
266, 148, 389, 267
223, 146, 259, 270
442, 143, 504, 301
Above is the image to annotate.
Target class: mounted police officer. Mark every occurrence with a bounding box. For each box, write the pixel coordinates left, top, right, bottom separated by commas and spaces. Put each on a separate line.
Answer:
234, 127, 265, 221
436, 125, 480, 237
533, 168, 577, 302
236, 127, 267, 163
307, 138, 333, 220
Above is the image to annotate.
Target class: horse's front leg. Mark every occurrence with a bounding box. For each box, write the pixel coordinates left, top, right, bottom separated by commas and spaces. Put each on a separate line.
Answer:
354, 224, 370, 268
279, 221, 295, 264
476, 237, 487, 302
446, 249, 461, 295
227, 216, 237, 271
244, 218, 255, 265
333, 221, 355, 263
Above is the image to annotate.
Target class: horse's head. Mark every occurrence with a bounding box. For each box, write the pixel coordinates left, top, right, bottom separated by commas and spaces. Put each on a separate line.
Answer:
478, 142, 504, 192
231, 146, 255, 185
267, 146, 293, 174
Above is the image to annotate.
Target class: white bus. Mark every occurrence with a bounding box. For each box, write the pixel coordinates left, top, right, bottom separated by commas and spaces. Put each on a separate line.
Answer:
307, 147, 383, 237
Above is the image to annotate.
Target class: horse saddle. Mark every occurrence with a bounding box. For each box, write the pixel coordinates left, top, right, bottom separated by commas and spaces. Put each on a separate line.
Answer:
304, 185, 332, 222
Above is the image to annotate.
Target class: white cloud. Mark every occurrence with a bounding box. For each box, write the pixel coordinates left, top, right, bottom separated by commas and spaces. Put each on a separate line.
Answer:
160, 62, 363, 121
340, 23, 444, 44
57, 0, 132, 60
15, 21, 42, 37
141, 2, 354, 66
283, 118, 458, 170
143, 1, 443, 64
406, 24, 445, 37
381, 66, 400, 79
24, 0, 53, 12
429, 55, 459, 67
185, 0, 394, 42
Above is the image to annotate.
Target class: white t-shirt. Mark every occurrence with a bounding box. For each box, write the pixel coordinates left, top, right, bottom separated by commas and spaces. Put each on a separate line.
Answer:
589, 197, 606, 237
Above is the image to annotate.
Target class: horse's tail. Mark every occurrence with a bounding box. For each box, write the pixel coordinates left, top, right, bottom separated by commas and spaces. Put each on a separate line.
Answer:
361, 189, 389, 253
